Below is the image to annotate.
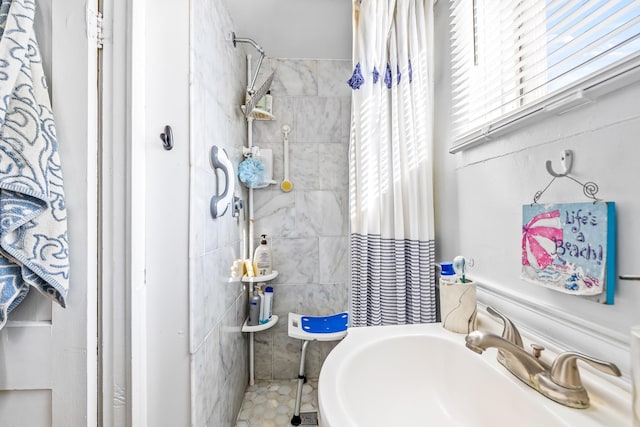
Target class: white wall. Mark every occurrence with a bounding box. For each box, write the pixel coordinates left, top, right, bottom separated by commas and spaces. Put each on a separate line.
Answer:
434, 0, 640, 381
227, 0, 352, 60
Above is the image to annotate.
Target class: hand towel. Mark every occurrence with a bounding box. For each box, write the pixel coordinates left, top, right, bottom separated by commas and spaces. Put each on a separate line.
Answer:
0, 0, 69, 328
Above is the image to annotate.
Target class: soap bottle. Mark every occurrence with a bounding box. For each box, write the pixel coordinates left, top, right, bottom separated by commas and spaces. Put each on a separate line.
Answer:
248, 290, 261, 326
253, 234, 273, 276
256, 93, 267, 111
263, 286, 274, 323
265, 90, 273, 114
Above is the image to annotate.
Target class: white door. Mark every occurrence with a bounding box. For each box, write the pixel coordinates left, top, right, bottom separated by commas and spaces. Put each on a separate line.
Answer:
0, 1, 98, 426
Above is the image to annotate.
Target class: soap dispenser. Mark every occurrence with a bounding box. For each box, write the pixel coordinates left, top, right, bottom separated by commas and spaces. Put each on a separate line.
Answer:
253, 234, 273, 276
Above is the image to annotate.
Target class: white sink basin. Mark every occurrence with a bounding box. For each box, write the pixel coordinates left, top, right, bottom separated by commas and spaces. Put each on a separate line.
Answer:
318, 323, 630, 427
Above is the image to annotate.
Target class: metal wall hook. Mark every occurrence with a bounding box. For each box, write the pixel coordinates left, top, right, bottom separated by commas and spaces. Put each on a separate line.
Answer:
533, 149, 602, 204
545, 149, 573, 177
160, 125, 174, 150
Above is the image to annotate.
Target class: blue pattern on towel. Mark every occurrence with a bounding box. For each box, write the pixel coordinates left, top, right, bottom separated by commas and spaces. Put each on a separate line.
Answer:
0, 0, 69, 328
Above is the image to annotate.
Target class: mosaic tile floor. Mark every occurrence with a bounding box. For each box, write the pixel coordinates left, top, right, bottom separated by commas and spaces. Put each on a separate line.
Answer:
235, 379, 322, 427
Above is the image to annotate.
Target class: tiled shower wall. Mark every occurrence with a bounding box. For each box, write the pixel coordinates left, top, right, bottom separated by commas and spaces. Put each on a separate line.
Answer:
190, 1, 249, 425
251, 58, 352, 380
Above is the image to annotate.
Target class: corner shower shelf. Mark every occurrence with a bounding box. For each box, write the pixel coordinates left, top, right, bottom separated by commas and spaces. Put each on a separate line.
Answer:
251, 180, 277, 189
241, 314, 279, 333
242, 270, 278, 283
240, 105, 276, 121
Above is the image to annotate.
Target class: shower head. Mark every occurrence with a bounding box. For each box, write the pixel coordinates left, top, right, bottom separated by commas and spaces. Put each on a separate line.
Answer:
232, 32, 266, 95
243, 71, 275, 119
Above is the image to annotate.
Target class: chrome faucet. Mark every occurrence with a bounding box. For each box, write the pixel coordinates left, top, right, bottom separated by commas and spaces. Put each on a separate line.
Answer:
465, 330, 546, 383
465, 307, 621, 409
485, 306, 524, 365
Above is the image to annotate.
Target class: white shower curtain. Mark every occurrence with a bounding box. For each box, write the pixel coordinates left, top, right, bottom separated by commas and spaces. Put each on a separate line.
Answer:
349, 0, 436, 326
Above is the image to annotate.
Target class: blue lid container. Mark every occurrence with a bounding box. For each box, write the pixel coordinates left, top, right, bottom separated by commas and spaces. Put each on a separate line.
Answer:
440, 262, 455, 276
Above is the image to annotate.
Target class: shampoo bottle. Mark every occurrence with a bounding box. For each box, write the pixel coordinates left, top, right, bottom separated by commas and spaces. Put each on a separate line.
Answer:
248, 290, 261, 326
263, 286, 274, 323
253, 234, 273, 276
257, 284, 266, 323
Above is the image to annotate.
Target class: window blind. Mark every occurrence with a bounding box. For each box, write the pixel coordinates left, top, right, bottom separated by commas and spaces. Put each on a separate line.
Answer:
449, 0, 640, 147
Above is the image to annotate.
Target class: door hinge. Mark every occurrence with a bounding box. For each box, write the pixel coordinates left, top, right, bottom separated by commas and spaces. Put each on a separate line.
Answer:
86, 7, 104, 49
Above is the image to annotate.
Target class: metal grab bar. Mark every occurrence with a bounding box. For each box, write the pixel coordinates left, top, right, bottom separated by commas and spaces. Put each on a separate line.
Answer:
210, 146, 235, 218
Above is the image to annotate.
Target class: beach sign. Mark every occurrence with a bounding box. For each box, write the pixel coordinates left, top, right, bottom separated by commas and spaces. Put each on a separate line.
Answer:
521, 202, 616, 304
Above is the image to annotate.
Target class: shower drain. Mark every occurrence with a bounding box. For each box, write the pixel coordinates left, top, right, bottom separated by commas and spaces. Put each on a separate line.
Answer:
298, 411, 318, 425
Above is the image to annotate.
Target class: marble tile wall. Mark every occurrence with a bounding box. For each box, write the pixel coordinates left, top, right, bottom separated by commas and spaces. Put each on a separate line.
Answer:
190, 1, 249, 426
251, 58, 353, 380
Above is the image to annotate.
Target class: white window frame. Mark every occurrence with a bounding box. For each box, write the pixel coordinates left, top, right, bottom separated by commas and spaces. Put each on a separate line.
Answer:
449, 1, 640, 153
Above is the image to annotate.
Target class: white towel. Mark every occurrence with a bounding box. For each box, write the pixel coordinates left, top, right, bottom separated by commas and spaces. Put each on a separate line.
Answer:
0, 0, 69, 328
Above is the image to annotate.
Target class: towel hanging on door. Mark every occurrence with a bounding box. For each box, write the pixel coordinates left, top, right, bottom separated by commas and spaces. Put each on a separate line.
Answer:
0, 0, 69, 329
